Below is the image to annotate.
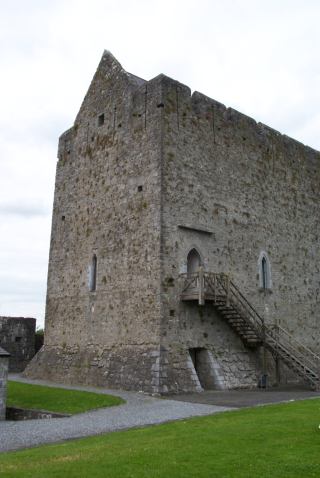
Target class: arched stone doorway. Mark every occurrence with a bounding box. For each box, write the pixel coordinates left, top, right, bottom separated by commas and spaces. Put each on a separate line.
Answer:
187, 248, 202, 276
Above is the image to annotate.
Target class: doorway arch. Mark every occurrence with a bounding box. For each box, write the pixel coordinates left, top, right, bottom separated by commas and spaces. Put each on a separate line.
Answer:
187, 248, 202, 276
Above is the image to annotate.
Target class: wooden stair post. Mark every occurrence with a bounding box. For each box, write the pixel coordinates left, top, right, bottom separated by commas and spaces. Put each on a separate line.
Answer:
198, 266, 205, 305
225, 274, 230, 307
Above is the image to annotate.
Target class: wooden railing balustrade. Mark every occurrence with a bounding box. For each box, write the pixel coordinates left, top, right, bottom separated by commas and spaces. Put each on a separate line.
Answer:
179, 269, 320, 389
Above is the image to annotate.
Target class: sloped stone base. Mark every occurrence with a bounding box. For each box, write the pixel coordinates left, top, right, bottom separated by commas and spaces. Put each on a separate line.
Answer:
25, 342, 261, 394
24, 344, 161, 394
160, 346, 260, 394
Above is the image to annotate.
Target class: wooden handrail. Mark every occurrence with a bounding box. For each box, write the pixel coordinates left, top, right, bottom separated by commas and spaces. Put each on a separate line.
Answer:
179, 270, 320, 388
267, 324, 320, 371
213, 274, 264, 333
228, 280, 265, 326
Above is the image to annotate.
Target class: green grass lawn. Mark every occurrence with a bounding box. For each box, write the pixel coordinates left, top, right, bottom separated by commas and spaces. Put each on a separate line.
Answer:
1, 398, 320, 477
6, 381, 124, 414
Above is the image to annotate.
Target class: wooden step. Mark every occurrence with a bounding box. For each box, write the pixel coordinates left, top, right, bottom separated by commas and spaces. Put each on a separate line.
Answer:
216, 306, 234, 311
211, 284, 319, 384
231, 328, 255, 333
232, 324, 255, 329
244, 340, 261, 347
240, 331, 259, 337
227, 319, 247, 324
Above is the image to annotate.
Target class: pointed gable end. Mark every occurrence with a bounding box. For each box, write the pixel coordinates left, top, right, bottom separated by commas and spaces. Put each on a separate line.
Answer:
74, 50, 146, 126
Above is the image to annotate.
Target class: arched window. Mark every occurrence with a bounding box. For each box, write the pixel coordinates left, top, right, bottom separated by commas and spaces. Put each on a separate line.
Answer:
89, 254, 97, 292
261, 257, 268, 289
259, 252, 271, 290
187, 248, 202, 276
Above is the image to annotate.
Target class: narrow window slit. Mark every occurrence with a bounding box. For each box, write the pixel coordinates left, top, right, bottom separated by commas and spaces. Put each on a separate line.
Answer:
259, 252, 272, 290
98, 114, 104, 126
89, 254, 97, 292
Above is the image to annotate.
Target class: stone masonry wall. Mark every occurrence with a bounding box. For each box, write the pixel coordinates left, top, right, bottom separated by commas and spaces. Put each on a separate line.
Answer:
0, 317, 36, 372
159, 303, 260, 393
158, 75, 320, 390
25, 52, 164, 392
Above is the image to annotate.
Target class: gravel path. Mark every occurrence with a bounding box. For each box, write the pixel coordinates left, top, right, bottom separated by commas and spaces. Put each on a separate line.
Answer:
1, 375, 233, 453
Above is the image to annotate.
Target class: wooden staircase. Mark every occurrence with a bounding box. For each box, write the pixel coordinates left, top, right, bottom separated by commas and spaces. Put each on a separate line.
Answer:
180, 270, 320, 389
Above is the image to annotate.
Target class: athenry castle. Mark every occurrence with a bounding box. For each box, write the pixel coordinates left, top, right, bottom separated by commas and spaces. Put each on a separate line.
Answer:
26, 51, 320, 393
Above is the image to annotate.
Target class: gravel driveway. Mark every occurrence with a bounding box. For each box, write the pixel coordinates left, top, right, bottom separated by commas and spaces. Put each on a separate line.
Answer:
1, 375, 233, 453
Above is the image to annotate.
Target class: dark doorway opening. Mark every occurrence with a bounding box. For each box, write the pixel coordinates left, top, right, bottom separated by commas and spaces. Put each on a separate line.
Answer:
189, 347, 200, 369
189, 347, 213, 389
187, 249, 201, 276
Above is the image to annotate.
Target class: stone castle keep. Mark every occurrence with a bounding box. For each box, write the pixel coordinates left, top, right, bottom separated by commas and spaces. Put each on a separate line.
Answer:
0, 317, 36, 372
26, 51, 320, 393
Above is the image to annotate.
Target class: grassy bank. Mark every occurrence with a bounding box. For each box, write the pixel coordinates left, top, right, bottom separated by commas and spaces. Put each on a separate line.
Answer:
1, 398, 320, 477
7, 381, 124, 414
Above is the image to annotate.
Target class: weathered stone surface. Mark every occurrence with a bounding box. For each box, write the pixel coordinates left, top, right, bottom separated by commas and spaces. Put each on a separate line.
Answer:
0, 347, 10, 420
0, 317, 36, 372
25, 51, 320, 392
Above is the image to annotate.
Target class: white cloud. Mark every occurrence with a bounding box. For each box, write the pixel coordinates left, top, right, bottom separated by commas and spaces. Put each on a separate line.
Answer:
1, 0, 320, 327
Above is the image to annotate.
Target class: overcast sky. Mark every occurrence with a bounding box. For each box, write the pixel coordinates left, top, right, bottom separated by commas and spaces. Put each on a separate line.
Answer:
1, 0, 320, 329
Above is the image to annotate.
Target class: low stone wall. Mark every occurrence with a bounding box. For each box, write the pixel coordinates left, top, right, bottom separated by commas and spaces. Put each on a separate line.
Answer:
0, 349, 9, 420
6, 407, 68, 421
0, 317, 36, 372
